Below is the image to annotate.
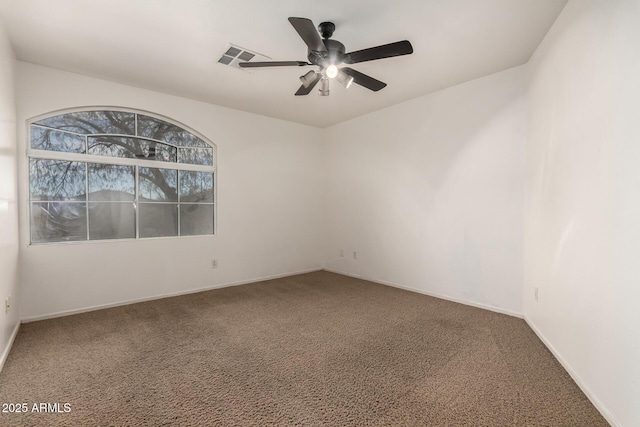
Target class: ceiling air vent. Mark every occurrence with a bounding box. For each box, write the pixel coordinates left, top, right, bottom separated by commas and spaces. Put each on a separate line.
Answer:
218, 44, 270, 70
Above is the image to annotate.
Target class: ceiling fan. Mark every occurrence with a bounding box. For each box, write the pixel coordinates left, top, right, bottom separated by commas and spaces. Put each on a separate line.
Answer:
239, 17, 413, 96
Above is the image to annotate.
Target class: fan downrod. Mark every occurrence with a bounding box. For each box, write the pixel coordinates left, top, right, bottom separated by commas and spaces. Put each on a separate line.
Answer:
318, 21, 335, 39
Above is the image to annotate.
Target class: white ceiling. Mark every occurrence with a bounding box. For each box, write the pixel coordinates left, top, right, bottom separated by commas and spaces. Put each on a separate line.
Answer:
0, 0, 567, 128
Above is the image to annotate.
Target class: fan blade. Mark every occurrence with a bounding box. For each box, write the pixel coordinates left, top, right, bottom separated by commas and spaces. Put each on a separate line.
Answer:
345, 40, 413, 64
341, 67, 387, 91
295, 73, 322, 96
239, 61, 309, 68
288, 17, 327, 53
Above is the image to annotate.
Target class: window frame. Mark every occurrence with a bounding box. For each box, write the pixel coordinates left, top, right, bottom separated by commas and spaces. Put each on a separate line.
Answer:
26, 107, 217, 245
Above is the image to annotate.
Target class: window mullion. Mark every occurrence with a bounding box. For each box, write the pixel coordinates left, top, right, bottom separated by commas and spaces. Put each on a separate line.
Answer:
28, 149, 214, 172
135, 165, 140, 239
85, 161, 89, 241
177, 170, 181, 236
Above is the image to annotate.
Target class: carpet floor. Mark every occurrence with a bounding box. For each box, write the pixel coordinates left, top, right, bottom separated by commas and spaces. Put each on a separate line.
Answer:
0, 271, 608, 426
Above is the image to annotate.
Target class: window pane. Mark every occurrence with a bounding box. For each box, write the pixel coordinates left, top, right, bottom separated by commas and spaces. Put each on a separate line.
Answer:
179, 171, 213, 202
29, 159, 86, 201
31, 202, 87, 243
88, 202, 135, 240
139, 203, 177, 238
34, 111, 135, 135
178, 147, 213, 166
180, 204, 214, 236
29, 110, 216, 245
137, 115, 209, 148
139, 167, 178, 202
31, 126, 85, 153
88, 163, 135, 201
87, 136, 176, 162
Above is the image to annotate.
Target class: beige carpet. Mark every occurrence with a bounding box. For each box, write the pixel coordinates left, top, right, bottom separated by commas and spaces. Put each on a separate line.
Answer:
0, 271, 607, 426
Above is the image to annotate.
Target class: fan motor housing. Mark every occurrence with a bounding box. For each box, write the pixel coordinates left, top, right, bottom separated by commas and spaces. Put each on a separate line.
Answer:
308, 39, 346, 66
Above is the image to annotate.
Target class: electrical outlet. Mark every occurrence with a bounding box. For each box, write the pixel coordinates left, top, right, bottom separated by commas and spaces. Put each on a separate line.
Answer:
353, 251, 357, 260
534, 287, 539, 302
211, 259, 218, 269
340, 249, 344, 257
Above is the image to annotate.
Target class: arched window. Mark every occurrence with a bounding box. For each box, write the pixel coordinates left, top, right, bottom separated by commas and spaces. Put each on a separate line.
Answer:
28, 108, 215, 243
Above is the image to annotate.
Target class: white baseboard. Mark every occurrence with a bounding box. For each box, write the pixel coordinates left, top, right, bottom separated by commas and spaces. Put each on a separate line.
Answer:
323, 268, 523, 318
15, 267, 619, 426
524, 316, 619, 427
324, 269, 618, 424
0, 321, 20, 373
21, 267, 324, 323
23, 267, 522, 322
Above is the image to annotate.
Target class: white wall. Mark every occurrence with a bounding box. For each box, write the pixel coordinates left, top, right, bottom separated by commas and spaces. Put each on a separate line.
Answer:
324, 66, 526, 316
16, 62, 325, 320
525, 0, 640, 425
0, 19, 20, 368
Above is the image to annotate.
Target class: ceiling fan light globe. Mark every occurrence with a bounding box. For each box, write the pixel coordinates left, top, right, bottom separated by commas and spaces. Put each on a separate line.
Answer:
336, 71, 354, 89
326, 64, 339, 79
319, 77, 330, 96
300, 70, 317, 88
